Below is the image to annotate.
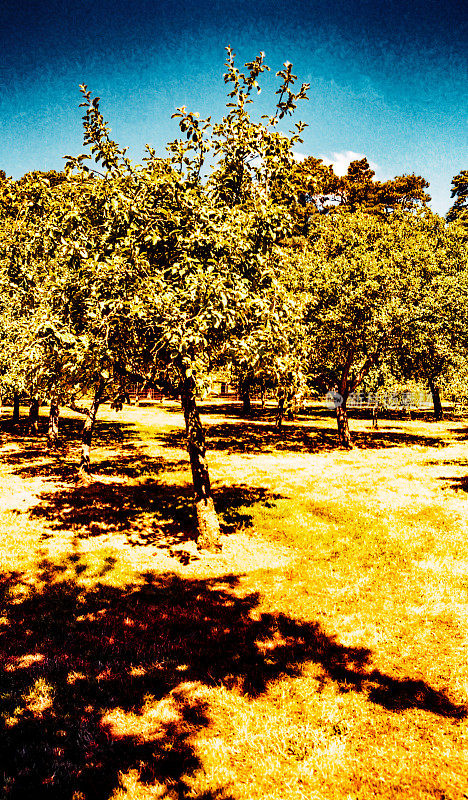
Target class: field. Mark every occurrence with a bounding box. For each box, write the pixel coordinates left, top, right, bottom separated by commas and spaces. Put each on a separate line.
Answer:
0, 401, 467, 799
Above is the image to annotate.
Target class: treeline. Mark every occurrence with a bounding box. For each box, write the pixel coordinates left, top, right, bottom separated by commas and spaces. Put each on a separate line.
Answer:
1, 49, 467, 549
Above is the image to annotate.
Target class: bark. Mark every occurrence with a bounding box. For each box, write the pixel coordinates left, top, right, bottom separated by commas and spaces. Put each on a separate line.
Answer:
240, 375, 251, 415
336, 349, 355, 449
286, 390, 296, 420
275, 390, 285, 431
79, 381, 105, 476
27, 398, 40, 435
12, 392, 20, 425
335, 347, 378, 448
47, 401, 60, 448
180, 373, 221, 552
372, 402, 379, 430
429, 379, 443, 421
336, 403, 353, 449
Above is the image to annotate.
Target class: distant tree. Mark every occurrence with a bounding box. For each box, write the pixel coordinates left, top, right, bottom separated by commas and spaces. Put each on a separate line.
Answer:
295, 210, 462, 447
224, 274, 308, 424
0, 169, 111, 445
447, 170, 468, 226
290, 156, 430, 221
275, 156, 341, 230
391, 217, 468, 418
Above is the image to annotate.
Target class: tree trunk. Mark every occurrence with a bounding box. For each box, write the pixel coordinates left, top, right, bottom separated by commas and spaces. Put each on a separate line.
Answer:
27, 398, 40, 435
335, 346, 378, 449
429, 379, 443, 421
240, 375, 251, 415
12, 392, 20, 425
275, 390, 285, 431
47, 400, 60, 448
180, 373, 221, 552
372, 402, 379, 430
286, 389, 296, 420
336, 402, 353, 449
79, 381, 105, 476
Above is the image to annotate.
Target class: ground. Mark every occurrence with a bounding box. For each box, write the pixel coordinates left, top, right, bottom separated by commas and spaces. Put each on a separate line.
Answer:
0, 401, 467, 799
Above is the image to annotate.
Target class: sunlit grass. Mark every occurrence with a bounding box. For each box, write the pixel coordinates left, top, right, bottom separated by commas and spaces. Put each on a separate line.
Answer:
0, 402, 467, 799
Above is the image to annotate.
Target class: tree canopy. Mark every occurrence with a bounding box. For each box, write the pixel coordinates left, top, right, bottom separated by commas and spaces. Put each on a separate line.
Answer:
447, 169, 468, 226
288, 156, 430, 230
1, 49, 467, 546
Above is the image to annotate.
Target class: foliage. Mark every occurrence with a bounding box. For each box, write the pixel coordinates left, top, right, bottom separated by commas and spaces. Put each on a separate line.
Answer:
288, 155, 430, 229
447, 169, 468, 226
0, 49, 312, 539
389, 213, 468, 399
285, 209, 468, 442
49, 50, 309, 404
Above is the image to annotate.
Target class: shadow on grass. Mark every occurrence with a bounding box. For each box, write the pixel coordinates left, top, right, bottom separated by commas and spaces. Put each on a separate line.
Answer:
194, 401, 462, 426
438, 475, 468, 493
161, 420, 448, 455
169, 400, 445, 425
1, 416, 142, 478
0, 566, 465, 799
1, 414, 138, 445
6, 446, 187, 482
1, 412, 177, 483
29, 479, 283, 550
2, 408, 450, 476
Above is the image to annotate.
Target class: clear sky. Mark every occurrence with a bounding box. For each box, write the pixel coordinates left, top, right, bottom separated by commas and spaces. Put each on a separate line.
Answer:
1, 0, 466, 215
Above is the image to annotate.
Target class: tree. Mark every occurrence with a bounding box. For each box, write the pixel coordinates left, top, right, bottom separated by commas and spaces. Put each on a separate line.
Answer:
295, 210, 459, 447
447, 170, 468, 226
289, 156, 430, 221
223, 272, 309, 425
22, 50, 309, 549
0, 169, 116, 451
390, 216, 468, 418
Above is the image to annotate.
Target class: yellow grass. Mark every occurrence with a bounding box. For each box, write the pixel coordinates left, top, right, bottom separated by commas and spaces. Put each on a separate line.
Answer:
0, 401, 467, 799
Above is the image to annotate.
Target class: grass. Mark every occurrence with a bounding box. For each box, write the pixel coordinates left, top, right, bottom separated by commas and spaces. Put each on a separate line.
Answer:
0, 401, 467, 799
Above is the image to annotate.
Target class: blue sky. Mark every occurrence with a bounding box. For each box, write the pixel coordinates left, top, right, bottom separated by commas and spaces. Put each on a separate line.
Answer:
1, 0, 466, 215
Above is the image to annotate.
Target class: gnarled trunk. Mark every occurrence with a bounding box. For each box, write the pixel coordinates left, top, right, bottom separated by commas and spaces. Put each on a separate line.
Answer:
429, 379, 443, 421
275, 389, 285, 431
47, 400, 60, 448
240, 375, 251, 415
180, 373, 221, 552
336, 400, 353, 449
79, 381, 105, 476
372, 402, 380, 430
12, 392, 20, 425
27, 398, 40, 435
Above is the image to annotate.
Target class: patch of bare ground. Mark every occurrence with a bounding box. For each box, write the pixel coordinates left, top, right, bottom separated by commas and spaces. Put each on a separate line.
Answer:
0, 401, 467, 799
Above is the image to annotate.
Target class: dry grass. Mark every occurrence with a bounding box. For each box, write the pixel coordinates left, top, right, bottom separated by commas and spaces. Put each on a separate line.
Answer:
0, 401, 467, 799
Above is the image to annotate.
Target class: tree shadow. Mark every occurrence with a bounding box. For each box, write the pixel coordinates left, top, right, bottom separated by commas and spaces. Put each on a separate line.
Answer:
28, 478, 284, 550
192, 402, 449, 426
437, 475, 468, 493
0, 566, 464, 799
161, 420, 448, 455
449, 424, 468, 441
6, 445, 187, 482
0, 417, 142, 480
1, 414, 137, 445
0, 415, 168, 482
